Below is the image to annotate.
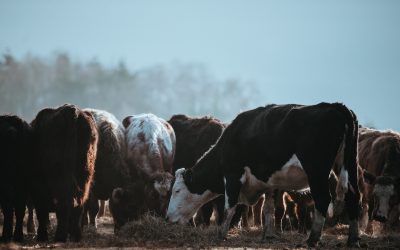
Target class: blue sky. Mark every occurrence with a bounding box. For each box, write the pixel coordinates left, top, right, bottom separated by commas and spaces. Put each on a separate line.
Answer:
1, 0, 399, 129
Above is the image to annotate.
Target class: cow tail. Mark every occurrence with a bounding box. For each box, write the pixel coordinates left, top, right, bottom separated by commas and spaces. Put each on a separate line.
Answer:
75, 112, 98, 206
334, 104, 360, 202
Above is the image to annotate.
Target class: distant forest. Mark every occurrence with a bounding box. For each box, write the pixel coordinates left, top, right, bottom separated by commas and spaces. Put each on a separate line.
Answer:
0, 53, 260, 122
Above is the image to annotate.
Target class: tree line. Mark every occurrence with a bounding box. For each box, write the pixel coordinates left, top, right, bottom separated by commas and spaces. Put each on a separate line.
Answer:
0, 53, 260, 122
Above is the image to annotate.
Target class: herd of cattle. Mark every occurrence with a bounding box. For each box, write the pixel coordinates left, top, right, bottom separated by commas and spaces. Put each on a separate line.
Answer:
1, 102, 400, 247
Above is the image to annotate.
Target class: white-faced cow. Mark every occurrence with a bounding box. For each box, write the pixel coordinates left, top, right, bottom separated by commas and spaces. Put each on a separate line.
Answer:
359, 127, 400, 233
168, 114, 251, 227
166, 103, 361, 247
109, 114, 175, 227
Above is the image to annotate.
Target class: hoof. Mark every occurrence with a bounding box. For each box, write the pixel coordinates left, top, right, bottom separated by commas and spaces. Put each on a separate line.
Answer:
217, 231, 227, 241
0, 236, 12, 243
347, 237, 361, 248
54, 233, 67, 243
13, 234, 24, 242
36, 233, 48, 242
306, 237, 320, 248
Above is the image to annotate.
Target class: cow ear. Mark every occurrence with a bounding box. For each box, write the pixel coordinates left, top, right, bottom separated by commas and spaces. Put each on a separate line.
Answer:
112, 188, 124, 203
122, 116, 133, 128
363, 170, 376, 185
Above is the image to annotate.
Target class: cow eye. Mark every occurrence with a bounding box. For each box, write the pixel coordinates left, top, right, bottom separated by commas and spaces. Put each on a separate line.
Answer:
175, 190, 180, 193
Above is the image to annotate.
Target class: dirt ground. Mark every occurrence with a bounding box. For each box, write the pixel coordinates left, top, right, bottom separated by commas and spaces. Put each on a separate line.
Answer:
1, 210, 400, 250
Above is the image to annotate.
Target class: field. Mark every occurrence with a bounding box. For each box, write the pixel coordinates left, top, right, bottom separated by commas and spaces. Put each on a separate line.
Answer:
1, 208, 400, 250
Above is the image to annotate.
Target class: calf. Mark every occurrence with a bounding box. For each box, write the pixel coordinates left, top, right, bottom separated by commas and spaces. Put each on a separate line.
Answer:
31, 104, 98, 242
0, 115, 32, 242
359, 127, 400, 232
82, 109, 129, 228
166, 103, 361, 247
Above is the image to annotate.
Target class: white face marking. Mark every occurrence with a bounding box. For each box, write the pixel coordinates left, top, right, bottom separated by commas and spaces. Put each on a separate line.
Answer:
373, 184, 394, 218
166, 168, 218, 224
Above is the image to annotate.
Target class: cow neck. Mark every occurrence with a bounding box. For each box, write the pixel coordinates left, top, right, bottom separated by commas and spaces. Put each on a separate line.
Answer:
185, 143, 224, 195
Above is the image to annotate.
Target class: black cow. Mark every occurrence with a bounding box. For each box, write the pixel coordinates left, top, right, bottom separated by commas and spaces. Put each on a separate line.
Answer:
166, 103, 360, 247
0, 115, 32, 242
82, 109, 129, 228
168, 114, 250, 227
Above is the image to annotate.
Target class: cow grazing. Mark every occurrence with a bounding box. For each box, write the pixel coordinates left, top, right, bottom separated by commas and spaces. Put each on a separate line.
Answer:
168, 114, 226, 226
30, 104, 98, 242
109, 166, 171, 231
166, 103, 361, 247
358, 127, 400, 232
168, 114, 257, 227
0, 115, 32, 242
110, 113, 175, 225
82, 109, 129, 228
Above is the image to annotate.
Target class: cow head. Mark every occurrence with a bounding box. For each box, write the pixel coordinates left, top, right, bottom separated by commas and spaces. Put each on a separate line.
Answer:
146, 171, 174, 215
109, 186, 141, 231
364, 171, 400, 222
166, 168, 216, 224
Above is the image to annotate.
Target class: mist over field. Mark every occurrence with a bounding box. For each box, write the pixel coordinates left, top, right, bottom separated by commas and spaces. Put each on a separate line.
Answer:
0, 53, 258, 122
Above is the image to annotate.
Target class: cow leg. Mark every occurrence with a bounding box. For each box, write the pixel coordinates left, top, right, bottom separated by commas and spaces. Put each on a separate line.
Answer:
219, 174, 242, 239
54, 198, 72, 242
344, 176, 361, 246
215, 196, 225, 225
255, 195, 265, 226
297, 202, 308, 234
87, 197, 99, 228
240, 205, 249, 228
262, 191, 279, 240
27, 203, 36, 234
195, 202, 213, 226
35, 204, 49, 242
275, 191, 285, 232
1, 203, 13, 242
69, 206, 84, 242
13, 201, 26, 242
359, 201, 369, 232
97, 200, 106, 217
307, 180, 330, 247
230, 205, 247, 228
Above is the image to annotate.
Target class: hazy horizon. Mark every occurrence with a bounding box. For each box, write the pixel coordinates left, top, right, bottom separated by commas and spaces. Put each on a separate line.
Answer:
1, 0, 399, 129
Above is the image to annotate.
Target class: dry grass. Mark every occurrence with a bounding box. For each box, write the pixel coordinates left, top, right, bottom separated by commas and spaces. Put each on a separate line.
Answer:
1, 213, 400, 249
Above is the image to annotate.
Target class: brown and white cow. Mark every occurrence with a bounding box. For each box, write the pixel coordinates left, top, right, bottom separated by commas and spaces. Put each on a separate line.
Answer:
109, 113, 175, 229
167, 103, 361, 247
359, 127, 400, 232
31, 104, 98, 242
